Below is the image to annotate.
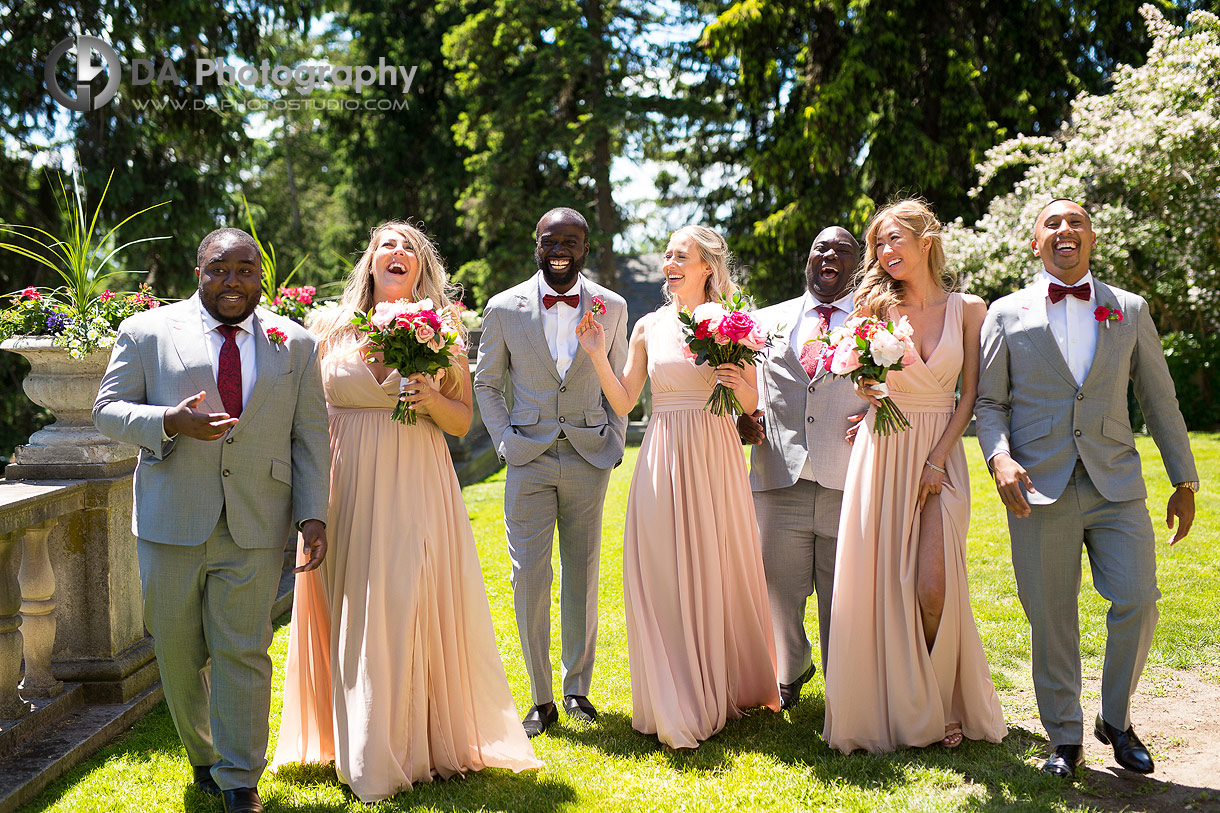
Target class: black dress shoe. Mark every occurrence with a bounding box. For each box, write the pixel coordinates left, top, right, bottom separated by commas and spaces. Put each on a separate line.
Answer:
1095, 714, 1155, 774
522, 702, 558, 738
1042, 744, 1085, 778
779, 663, 816, 710
222, 787, 264, 813
562, 695, 598, 723
191, 764, 221, 795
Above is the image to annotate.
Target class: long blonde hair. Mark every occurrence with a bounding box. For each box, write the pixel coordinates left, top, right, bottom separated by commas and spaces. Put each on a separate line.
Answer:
855, 199, 955, 318
661, 225, 739, 305
313, 221, 464, 356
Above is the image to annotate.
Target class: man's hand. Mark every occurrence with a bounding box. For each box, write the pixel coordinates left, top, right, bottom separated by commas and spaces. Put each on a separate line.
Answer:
1166, 488, 1195, 545
991, 452, 1034, 518
845, 411, 865, 444
163, 392, 238, 440
737, 409, 765, 445
295, 519, 327, 573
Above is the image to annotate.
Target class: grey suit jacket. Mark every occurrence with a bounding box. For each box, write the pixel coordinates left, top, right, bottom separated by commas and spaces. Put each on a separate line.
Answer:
749, 298, 859, 493
93, 294, 330, 549
976, 279, 1196, 503
474, 271, 628, 469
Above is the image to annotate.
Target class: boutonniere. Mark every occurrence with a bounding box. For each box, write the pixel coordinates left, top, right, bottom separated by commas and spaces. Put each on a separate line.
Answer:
591, 296, 606, 316
1094, 305, 1123, 327
266, 327, 288, 347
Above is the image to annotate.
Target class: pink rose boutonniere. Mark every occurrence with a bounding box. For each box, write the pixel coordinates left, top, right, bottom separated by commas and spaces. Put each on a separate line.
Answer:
1094, 305, 1123, 327
591, 296, 606, 316
266, 327, 288, 348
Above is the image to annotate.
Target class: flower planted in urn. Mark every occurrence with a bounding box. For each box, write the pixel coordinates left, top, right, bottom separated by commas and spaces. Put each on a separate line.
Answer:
0, 170, 169, 357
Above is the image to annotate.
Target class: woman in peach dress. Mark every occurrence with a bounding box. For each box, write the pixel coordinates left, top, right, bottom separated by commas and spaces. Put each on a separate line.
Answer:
576, 226, 780, 749
822, 200, 1006, 753
272, 222, 540, 801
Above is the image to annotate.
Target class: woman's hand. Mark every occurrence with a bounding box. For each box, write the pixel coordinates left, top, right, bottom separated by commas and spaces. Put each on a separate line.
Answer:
854, 376, 884, 407
714, 362, 748, 390
576, 312, 607, 356
845, 411, 865, 445
400, 371, 443, 413
917, 461, 949, 511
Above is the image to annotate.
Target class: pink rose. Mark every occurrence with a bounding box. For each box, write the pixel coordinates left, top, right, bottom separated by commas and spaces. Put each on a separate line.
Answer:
717, 310, 755, 343
714, 331, 731, 345
741, 325, 768, 352
414, 323, 436, 343
428, 334, 445, 352
371, 300, 409, 329
829, 341, 862, 375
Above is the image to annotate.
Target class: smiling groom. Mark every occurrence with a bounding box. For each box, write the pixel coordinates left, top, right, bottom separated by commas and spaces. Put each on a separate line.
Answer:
474, 208, 628, 737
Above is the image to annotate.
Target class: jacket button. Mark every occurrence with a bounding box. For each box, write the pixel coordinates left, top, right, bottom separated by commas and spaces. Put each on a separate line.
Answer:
560, 386, 567, 393
225, 437, 234, 443
808, 385, 815, 393
1074, 430, 1082, 437
222, 469, 231, 476
559, 416, 566, 423
807, 416, 815, 423
1076, 393, 1084, 401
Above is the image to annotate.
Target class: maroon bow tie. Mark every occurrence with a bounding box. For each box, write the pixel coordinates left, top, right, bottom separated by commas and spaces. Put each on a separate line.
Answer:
543, 293, 580, 310
1047, 281, 1090, 304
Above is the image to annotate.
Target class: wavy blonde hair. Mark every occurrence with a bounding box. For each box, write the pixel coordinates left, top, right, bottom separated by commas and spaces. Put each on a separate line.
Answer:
855, 199, 955, 319
661, 225, 739, 305
313, 221, 464, 357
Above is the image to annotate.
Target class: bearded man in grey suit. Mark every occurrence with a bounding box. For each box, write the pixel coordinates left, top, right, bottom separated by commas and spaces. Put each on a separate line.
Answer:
976, 199, 1197, 780
738, 226, 865, 710
94, 228, 329, 813
474, 207, 628, 737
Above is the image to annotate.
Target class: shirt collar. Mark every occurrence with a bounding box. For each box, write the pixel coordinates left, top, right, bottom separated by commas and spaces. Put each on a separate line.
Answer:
803, 289, 855, 316
538, 273, 583, 302
201, 306, 256, 336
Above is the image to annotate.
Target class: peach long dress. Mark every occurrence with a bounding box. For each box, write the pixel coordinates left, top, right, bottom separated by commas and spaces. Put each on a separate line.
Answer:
624, 309, 781, 749
272, 340, 540, 802
822, 293, 1006, 753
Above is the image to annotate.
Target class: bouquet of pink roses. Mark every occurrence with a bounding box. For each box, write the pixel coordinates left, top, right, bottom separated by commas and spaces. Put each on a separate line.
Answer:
677, 293, 769, 416
807, 314, 917, 436
352, 298, 465, 425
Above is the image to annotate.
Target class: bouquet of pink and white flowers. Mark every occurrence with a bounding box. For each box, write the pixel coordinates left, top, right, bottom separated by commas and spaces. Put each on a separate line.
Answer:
677, 293, 769, 416
807, 314, 917, 436
352, 298, 465, 425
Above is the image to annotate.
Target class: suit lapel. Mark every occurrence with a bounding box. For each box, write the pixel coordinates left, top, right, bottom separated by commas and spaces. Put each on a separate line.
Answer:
1015, 286, 1078, 389
233, 311, 289, 433
770, 300, 812, 382
517, 275, 563, 384
168, 295, 221, 405
1081, 281, 1119, 391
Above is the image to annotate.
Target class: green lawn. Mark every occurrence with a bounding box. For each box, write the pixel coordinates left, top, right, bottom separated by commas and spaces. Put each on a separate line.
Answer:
22, 434, 1220, 812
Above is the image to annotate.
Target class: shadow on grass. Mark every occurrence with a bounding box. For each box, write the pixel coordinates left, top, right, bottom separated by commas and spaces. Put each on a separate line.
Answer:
268, 760, 578, 812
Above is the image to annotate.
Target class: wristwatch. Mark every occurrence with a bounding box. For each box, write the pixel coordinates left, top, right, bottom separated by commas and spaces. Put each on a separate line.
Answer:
1174, 481, 1200, 492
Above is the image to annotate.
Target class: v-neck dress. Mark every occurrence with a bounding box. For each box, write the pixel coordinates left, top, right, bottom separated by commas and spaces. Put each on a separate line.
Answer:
272, 337, 540, 801
822, 292, 1007, 753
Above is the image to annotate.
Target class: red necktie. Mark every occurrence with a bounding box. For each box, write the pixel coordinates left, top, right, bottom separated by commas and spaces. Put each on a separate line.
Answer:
814, 304, 836, 333
1047, 281, 1090, 304
543, 293, 580, 310
217, 324, 243, 418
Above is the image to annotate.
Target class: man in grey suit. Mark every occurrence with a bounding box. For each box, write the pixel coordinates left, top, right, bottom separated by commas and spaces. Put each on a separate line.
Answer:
94, 228, 330, 813
976, 199, 1197, 779
474, 207, 628, 737
738, 226, 865, 709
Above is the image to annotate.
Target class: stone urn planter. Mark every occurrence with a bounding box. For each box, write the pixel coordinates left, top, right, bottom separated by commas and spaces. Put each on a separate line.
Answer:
1, 337, 138, 479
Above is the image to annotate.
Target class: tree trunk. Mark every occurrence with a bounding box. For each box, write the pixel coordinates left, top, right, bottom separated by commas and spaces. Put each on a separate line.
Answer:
586, 0, 618, 290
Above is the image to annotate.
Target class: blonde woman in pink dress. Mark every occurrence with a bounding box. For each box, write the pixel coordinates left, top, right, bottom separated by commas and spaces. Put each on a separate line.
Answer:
822, 200, 1007, 753
575, 226, 780, 749
272, 222, 540, 801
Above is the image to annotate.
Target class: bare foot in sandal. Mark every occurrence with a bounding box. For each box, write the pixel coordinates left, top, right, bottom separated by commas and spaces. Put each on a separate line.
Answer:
941, 723, 963, 748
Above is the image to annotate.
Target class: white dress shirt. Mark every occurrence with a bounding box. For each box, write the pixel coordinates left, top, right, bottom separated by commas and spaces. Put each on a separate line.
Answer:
539, 275, 583, 379
1040, 269, 1097, 387
792, 290, 855, 482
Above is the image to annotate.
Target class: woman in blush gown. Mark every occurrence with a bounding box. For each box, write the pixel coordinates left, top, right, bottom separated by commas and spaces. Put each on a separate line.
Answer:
272, 222, 540, 802
822, 200, 1007, 753
575, 225, 780, 750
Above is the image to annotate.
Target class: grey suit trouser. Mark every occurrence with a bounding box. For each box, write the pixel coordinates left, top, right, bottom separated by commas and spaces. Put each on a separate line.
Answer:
1009, 460, 1159, 747
755, 479, 841, 684
505, 437, 612, 705
137, 512, 283, 790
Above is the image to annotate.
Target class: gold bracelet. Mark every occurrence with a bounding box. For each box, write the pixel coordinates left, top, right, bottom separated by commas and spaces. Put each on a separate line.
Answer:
925, 460, 947, 474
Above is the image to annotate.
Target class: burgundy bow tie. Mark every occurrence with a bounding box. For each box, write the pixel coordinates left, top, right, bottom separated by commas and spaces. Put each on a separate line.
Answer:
1047, 281, 1091, 304
543, 293, 580, 310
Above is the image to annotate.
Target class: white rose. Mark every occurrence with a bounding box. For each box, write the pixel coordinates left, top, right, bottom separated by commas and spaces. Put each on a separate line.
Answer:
869, 329, 905, 367
691, 302, 727, 323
